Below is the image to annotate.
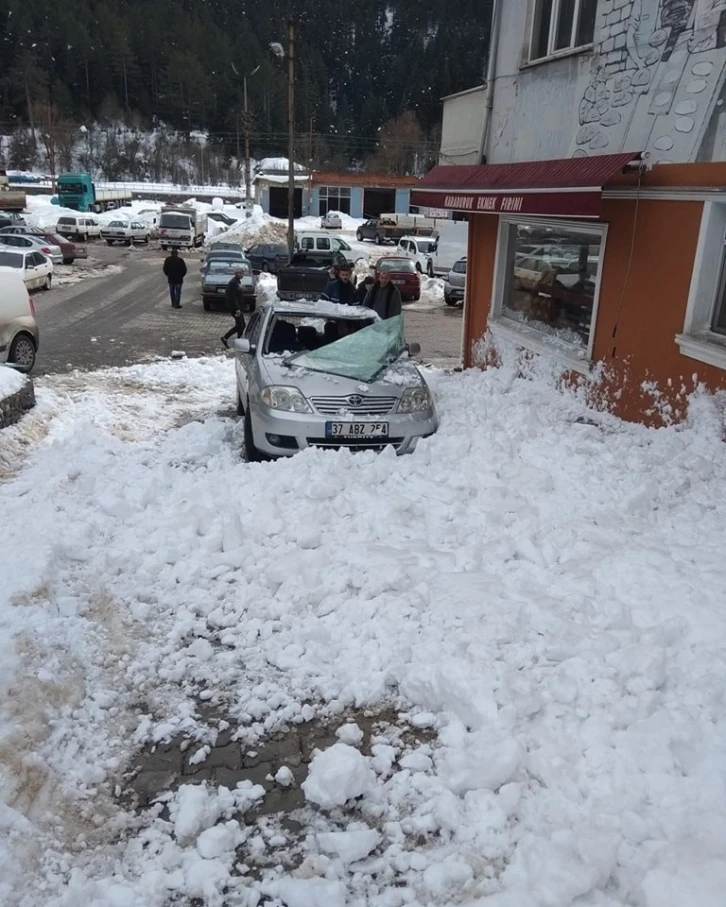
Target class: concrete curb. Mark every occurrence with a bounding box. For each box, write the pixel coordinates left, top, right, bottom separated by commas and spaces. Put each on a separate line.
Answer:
0, 377, 36, 429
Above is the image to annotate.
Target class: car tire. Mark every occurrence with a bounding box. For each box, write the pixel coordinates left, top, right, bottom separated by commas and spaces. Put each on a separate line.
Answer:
203, 299, 211, 312
8, 333, 36, 373
126, 239, 132, 246
376, 233, 384, 244
244, 405, 263, 462
43, 275, 52, 291
445, 295, 457, 306
144, 235, 150, 244
356, 230, 363, 241
106, 240, 114, 245
413, 292, 421, 301
63, 257, 73, 265
427, 261, 434, 277
262, 260, 270, 272
415, 262, 422, 273
82, 233, 88, 243
236, 390, 245, 416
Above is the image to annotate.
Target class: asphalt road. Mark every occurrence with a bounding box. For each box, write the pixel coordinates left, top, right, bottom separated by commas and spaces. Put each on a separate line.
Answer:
33, 242, 463, 376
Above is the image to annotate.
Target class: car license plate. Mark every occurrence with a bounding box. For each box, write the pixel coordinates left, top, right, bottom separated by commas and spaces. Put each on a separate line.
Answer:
218, 287, 225, 293
326, 422, 389, 439
393, 280, 405, 285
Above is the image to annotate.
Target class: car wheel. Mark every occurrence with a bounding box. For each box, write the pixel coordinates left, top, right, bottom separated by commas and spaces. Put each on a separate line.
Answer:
445, 295, 457, 306
236, 390, 245, 416
43, 275, 52, 291
203, 299, 211, 312
427, 261, 434, 277
413, 292, 421, 301
262, 260, 270, 272
8, 333, 36, 373
82, 233, 88, 243
244, 405, 263, 462
145, 235, 150, 244
415, 262, 422, 273
126, 239, 132, 246
356, 230, 363, 241
376, 233, 384, 244
106, 239, 113, 245
62, 257, 73, 265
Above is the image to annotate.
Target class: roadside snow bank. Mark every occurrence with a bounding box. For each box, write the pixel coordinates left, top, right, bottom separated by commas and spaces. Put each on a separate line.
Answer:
0, 358, 725, 906
0, 366, 25, 400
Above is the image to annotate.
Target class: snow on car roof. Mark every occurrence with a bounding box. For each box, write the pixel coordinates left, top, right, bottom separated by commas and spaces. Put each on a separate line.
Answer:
269, 299, 380, 319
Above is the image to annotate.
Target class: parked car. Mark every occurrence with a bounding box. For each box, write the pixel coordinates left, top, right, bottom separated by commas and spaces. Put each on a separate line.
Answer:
201, 258, 256, 312
200, 241, 246, 270
396, 236, 438, 275
320, 211, 342, 229
295, 232, 353, 259
100, 220, 150, 245
444, 257, 466, 306
231, 299, 438, 460
0, 270, 39, 372
373, 257, 421, 302
207, 211, 238, 228
0, 233, 63, 265
0, 225, 46, 237
356, 214, 437, 244
56, 215, 102, 241
0, 227, 85, 264
0, 249, 53, 291
200, 251, 249, 277
0, 212, 26, 230
245, 242, 289, 274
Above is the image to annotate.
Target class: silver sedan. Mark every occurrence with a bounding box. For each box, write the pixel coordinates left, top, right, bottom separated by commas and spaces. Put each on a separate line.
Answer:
231, 300, 438, 459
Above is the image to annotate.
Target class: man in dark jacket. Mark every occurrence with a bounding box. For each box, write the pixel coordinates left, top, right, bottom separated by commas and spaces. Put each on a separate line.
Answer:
220, 268, 248, 348
162, 248, 187, 308
364, 269, 402, 319
321, 262, 358, 305
355, 275, 375, 304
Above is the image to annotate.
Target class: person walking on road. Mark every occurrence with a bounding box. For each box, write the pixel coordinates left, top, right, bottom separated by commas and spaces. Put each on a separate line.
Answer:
321, 261, 357, 305
162, 248, 187, 309
221, 268, 248, 348
364, 269, 402, 319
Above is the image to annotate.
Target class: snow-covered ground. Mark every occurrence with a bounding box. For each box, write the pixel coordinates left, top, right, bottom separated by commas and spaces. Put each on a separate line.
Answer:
1, 357, 725, 906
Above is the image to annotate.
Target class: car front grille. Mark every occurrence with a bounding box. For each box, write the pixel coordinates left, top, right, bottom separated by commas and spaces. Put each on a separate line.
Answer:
307, 437, 404, 452
310, 395, 398, 416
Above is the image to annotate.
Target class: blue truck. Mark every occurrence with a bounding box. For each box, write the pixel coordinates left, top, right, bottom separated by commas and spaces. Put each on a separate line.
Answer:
52, 172, 132, 213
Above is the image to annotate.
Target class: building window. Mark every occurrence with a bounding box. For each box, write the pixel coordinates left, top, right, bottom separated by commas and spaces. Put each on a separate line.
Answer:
530, 0, 597, 60
491, 218, 606, 363
675, 202, 726, 371
319, 186, 351, 216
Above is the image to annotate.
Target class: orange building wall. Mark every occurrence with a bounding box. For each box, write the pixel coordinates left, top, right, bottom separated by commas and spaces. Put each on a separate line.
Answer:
591, 198, 726, 423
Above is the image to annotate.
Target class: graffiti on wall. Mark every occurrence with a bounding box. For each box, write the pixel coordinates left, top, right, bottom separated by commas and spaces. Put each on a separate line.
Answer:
572, 0, 726, 161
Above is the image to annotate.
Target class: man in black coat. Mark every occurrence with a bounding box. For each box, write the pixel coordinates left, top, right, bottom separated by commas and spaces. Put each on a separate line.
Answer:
221, 268, 248, 348
321, 261, 358, 305
364, 269, 403, 319
162, 248, 187, 308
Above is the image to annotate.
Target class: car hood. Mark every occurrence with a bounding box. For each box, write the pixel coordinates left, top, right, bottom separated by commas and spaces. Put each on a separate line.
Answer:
261, 354, 424, 398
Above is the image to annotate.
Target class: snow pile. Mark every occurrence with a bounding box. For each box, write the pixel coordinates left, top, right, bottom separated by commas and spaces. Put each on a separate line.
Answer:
207, 210, 287, 249
302, 743, 376, 809
0, 365, 25, 400
296, 212, 366, 233
0, 358, 726, 905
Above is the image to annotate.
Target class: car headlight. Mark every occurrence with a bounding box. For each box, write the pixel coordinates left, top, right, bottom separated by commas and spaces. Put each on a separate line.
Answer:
260, 386, 311, 413
397, 387, 433, 413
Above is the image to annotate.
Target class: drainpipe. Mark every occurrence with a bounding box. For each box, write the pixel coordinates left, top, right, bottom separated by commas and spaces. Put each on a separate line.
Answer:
479, 0, 502, 164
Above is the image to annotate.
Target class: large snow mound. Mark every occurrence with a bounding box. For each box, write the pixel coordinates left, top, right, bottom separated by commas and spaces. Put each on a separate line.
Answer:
0, 357, 725, 906
0, 365, 25, 400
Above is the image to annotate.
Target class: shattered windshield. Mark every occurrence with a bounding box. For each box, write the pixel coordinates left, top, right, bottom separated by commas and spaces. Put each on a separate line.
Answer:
286, 315, 407, 381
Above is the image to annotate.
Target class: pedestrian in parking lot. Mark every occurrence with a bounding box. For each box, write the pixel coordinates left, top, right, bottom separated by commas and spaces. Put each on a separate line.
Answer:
356, 275, 375, 304
364, 269, 402, 319
162, 248, 187, 308
221, 267, 247, 348
321, 261, 357, 305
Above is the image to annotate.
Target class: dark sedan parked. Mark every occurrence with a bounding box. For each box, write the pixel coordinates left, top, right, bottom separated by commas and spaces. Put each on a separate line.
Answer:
245, 242, 289, 274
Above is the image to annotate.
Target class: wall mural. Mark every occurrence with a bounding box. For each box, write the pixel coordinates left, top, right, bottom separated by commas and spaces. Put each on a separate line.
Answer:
572, 0, 726, 161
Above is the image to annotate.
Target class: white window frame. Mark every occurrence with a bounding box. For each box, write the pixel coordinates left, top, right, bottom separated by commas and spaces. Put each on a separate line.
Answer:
675, 201, 726, 371
529, 0, 594, 63
489, 215, 608, 374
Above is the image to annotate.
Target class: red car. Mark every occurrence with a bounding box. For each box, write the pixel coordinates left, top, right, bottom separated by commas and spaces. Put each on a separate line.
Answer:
0, 226, 87, 264
374, 256, 421, 301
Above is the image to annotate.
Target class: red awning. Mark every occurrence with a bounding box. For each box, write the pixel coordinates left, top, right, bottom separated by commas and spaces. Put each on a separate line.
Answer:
411, 152, 641, 218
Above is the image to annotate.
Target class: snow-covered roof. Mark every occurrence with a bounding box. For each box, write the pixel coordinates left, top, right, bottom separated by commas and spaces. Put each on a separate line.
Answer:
255, 157, 306, 174
254, 173, 310, 186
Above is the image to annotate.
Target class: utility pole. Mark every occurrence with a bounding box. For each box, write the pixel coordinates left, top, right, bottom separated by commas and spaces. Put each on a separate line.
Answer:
287, 19, 296, 258
244, 76, 253, 217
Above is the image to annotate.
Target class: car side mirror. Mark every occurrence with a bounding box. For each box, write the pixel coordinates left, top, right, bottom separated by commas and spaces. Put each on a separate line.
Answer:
230, 338, 252, 353
407, 342, 421, 357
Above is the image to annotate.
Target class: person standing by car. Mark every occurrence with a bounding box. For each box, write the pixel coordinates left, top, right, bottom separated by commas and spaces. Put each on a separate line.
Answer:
355, 275, 375, 304
220, 268, 248, 348
321, 261, 357, 305
364, 269, 402, 319
162, 248, 187, 308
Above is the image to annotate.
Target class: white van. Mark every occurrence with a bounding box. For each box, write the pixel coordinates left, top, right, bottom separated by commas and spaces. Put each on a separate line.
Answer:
431, 220, 469, 277
56, 215, 102, 241
0, 271, 39, 372
294, 231, 353, 255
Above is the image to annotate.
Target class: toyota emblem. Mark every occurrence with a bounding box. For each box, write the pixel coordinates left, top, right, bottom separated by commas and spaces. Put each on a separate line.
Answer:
348, 394, 363, 406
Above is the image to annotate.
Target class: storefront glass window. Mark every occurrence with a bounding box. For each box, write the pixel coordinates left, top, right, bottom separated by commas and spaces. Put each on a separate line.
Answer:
319, 186, 352, 216
502, 223, 603, 351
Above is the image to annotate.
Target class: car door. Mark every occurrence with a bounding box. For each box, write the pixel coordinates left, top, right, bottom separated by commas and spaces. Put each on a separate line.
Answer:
24, 252, 40, 288
236, 310, 263, 403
